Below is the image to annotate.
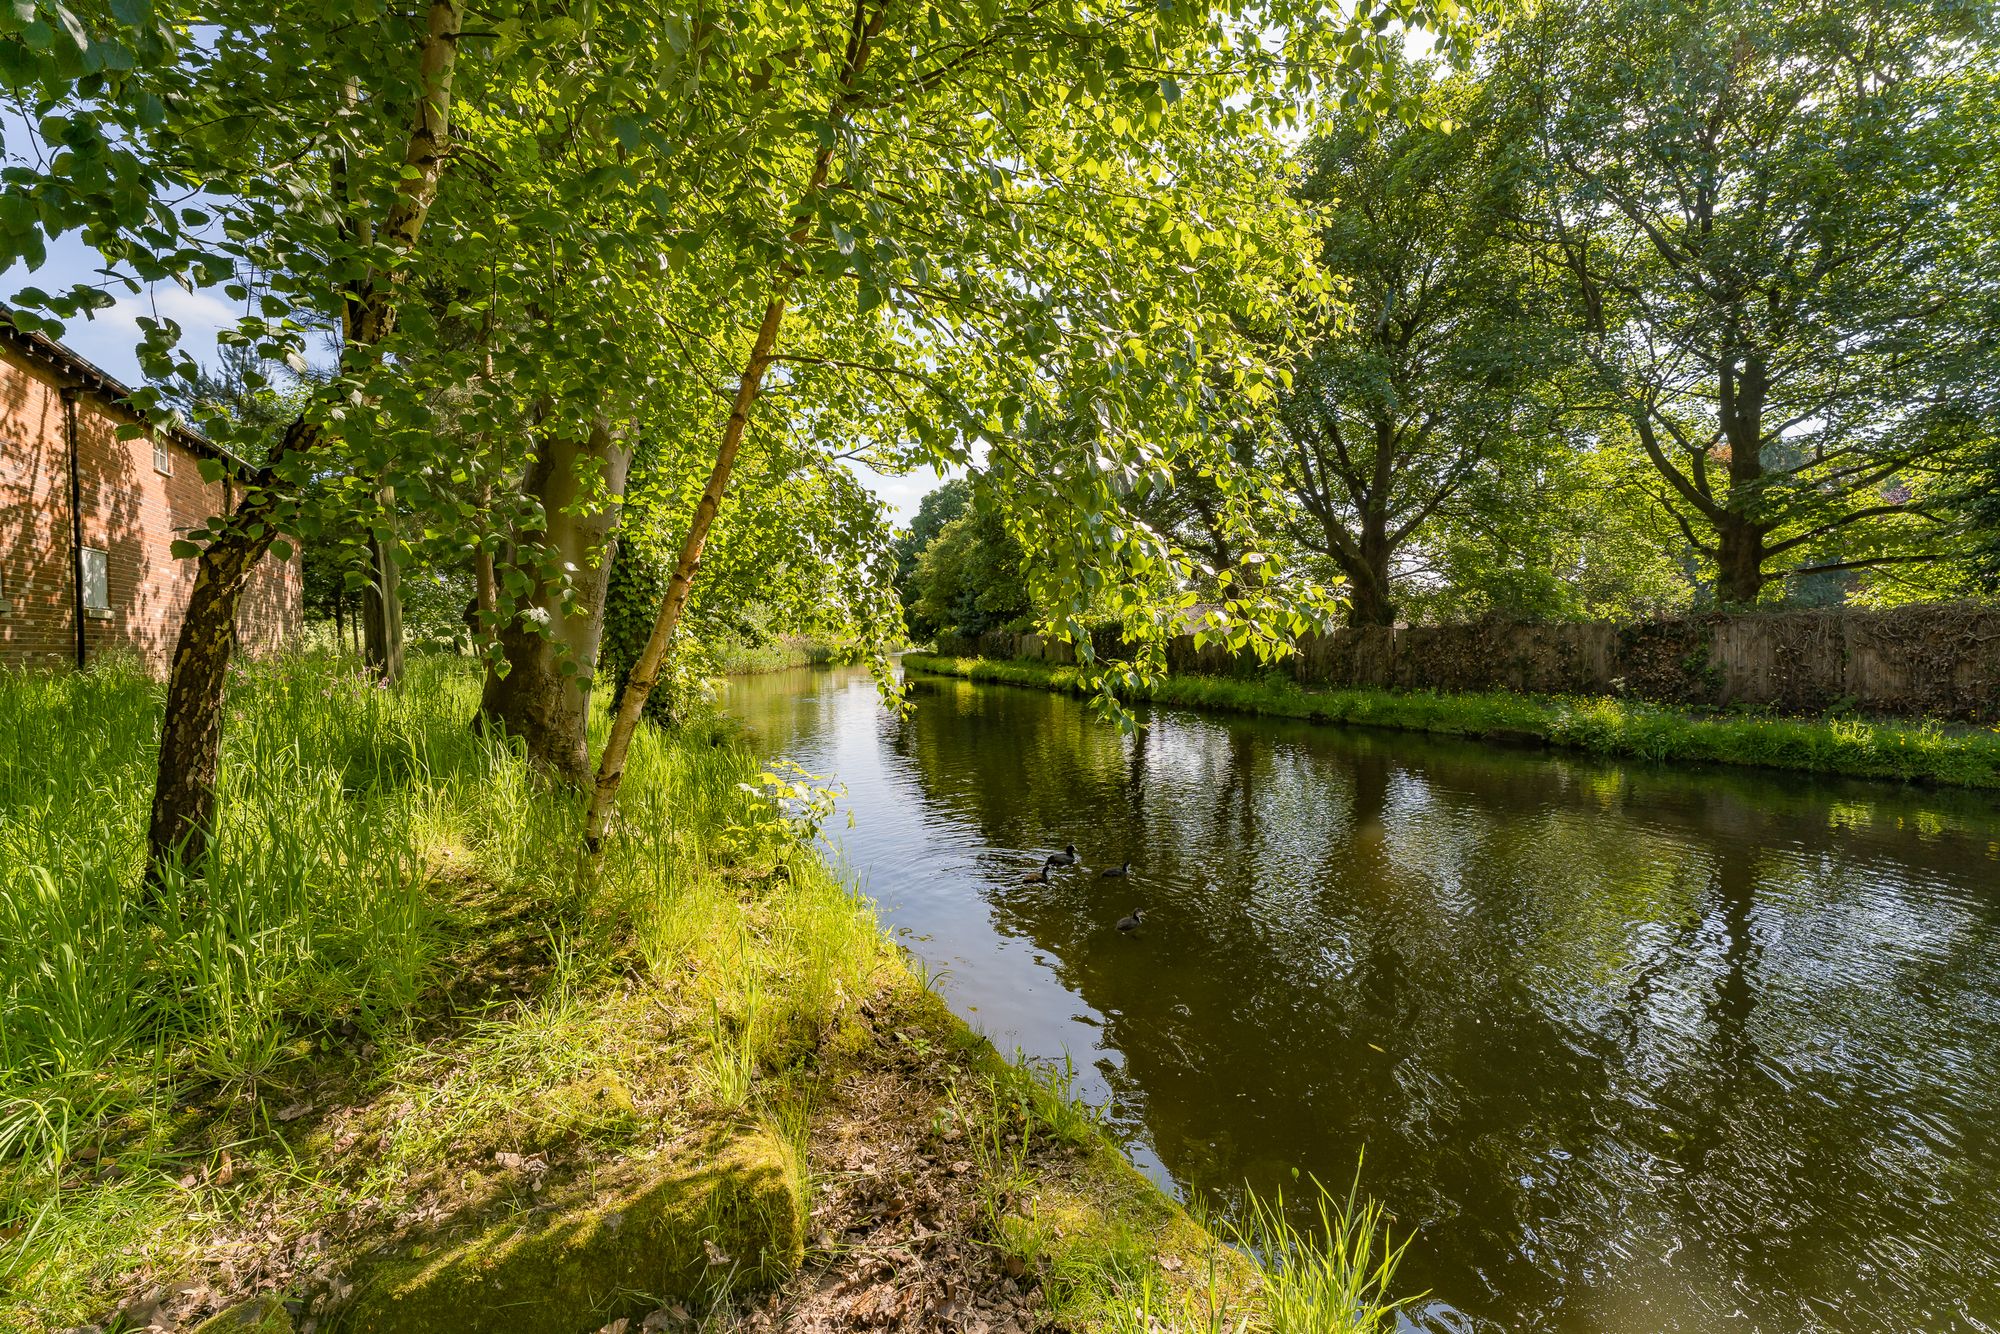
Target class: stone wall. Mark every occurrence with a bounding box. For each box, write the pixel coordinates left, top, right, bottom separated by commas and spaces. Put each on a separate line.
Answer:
938, 603, 2000, 721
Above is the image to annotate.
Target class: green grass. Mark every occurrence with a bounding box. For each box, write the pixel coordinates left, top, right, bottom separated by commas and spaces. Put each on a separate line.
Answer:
0, 652, 1409, 1334
706, 633, 840, 675
0, 653, 888, 1326
903, 653, 2000, 789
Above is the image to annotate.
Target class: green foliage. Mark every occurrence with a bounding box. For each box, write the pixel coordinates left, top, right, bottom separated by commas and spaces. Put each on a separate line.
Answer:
903, 654, 2000, 789
1504, 0, 2000, 603
1398, 430, 1695, 624
1272, 61, 1580, 626
907, 493, 1034, 642
6, 0, 1488, 715
891, 477, 972, 615
1965, 436, 2000, 596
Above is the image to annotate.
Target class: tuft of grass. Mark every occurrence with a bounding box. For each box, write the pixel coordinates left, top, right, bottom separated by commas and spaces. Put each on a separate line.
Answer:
903, 653, 2000, 789
1229, 1170, 1414, 1334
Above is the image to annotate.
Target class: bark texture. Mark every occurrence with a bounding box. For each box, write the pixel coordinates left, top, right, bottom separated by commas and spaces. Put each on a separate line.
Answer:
144, 0, 464, 883
477, 418, 632, 783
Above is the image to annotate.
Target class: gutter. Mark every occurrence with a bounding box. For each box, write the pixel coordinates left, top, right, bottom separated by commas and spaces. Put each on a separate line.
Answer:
61, 387, 85, 669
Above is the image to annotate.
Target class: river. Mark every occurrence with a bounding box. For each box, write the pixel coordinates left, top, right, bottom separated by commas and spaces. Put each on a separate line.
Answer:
721, 663, 2000, 1334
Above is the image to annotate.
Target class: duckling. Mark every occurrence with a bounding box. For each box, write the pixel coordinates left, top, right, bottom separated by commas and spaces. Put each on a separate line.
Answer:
1021, 865, 1050, 884
1046, 843, 1079, 868
1099, 860, 1133, 879
1116, 907, 1146, 933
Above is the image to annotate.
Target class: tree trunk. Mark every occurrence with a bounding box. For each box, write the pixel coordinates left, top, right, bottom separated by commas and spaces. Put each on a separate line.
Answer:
147, 468, 296, 879
143, 0, 463, 885
1713, 351, 1769, 606
1714, 515, 1766, 606
1341, 518, 1397, 627
362, 488, 405, 683
477, 418, 632, 784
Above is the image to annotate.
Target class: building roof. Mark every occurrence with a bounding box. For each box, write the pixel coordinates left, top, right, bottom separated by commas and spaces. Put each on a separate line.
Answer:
0, 307, 257, 476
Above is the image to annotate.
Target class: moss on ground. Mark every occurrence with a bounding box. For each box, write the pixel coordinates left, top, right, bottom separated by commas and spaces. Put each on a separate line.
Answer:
340, 1127, 803, 1333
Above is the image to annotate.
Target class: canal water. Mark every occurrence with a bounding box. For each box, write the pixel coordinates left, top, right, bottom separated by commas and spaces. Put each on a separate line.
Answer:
721, 664, 2000, 1334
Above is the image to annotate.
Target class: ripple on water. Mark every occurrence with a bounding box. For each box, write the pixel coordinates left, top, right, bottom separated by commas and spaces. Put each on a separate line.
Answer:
724, 666, 2000, 1334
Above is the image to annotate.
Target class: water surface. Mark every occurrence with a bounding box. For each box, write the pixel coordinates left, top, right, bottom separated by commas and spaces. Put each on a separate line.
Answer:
723, 664, 2000, 1334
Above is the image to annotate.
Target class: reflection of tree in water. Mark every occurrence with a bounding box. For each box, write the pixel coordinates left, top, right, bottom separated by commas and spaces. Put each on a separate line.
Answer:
848, 672, 2000, 1333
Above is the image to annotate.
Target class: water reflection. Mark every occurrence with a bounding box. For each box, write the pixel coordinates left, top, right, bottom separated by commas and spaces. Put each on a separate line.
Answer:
723, 665, 2000, 1333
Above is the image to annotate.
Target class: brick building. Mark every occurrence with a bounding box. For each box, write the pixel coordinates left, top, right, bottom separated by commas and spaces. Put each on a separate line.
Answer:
0, 315, 301, 673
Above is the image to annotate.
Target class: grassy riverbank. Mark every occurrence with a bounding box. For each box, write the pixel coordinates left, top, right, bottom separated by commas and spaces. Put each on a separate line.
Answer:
0, 655, 1403, 1333
903, 653, 2000, 790
708, 633, 841, 675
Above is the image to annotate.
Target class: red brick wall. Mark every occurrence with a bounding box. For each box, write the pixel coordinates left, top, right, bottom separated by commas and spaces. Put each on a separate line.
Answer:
0, 342, 302, 673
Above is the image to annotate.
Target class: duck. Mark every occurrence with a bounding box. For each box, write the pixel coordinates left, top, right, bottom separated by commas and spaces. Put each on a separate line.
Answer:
1099, 860, 1132, 879
1116, 907, 1146, 933
1021, 865, 1050, 884
1046, 843, 1079, 868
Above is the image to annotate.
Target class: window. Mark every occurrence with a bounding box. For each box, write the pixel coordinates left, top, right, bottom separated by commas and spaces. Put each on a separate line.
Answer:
79, 547, 110, 618
152, 435, 172, 475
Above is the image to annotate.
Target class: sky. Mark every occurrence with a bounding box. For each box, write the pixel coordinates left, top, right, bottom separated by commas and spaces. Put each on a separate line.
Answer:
2, 229, 951, 525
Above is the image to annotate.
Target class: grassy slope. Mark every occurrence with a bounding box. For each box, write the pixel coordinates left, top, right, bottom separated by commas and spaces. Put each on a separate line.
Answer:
902, 653, 2000, 789
0, 656, 1402, 1334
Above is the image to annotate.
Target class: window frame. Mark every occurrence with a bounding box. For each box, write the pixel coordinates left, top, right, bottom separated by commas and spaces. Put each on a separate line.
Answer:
79, 545, 111, 618
152, 434, 173, 476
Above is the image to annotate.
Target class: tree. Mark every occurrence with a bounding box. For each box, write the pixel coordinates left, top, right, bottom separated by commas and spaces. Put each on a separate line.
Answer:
579, 0, 1479, 847
892, 478, 972, 619
1270, 66, 1572, 626
139, 0, 470, 881
908, 495, 1033, 641
1510, 0, 2000, 605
